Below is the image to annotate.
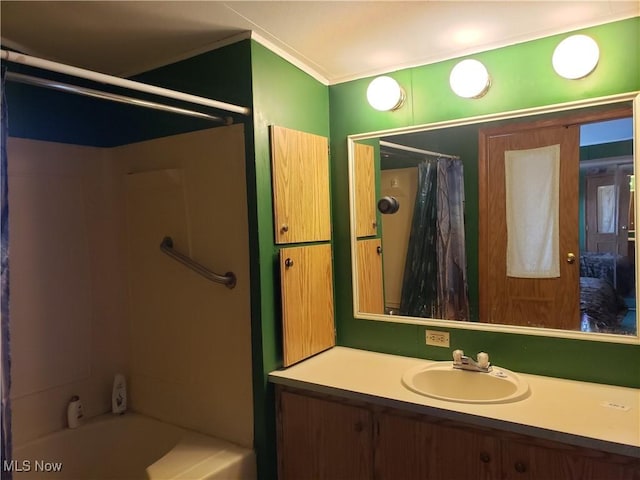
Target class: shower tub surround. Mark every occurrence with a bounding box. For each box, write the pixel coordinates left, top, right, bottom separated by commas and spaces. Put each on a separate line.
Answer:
10, 413, 256, 480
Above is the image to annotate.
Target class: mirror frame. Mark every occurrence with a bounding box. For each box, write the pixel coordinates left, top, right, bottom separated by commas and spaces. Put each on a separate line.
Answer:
348, 92, 640, 345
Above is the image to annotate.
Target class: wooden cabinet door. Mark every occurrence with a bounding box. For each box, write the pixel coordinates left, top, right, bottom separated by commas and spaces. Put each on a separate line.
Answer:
354, 142, 378, 238
280, 244, 335, 366
271, 125, 331, 244
502, 440, 640, 480
375, 412, 501, 480
277, 389, 373, 480
356, 238, 384, 314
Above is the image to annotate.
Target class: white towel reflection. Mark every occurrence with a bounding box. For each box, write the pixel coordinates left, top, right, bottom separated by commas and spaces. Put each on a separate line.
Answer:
505, 144, 560, 278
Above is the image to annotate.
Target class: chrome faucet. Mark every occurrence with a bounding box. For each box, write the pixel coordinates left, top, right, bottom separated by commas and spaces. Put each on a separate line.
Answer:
452, 349, 492, 373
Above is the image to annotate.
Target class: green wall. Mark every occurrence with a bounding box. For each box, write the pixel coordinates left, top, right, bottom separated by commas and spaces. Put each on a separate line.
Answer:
329, 18, 640, 388
248, 40, 330, 480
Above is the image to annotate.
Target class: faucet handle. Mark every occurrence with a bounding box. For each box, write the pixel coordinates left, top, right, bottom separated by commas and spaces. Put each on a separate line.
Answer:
477, 352, 489, 369
452, 349, 464, 363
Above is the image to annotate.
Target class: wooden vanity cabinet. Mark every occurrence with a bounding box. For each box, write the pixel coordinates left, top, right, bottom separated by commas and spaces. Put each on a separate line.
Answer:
375, 410, 500, 480
276, 389, 373, 480
501, 439, 640, 480
275, 386, 640, 480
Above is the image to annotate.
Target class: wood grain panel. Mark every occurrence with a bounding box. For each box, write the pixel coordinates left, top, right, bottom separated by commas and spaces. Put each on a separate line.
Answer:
375, 411, 501, 480
280, 244, 335, 366
275, 386, 640, 480
502, 440, 640, 480
357, 238, 385, 314
479, 124, 580, 330
271, 125, 331, 244
354, 142, 378, 237
277, 390, 373, 480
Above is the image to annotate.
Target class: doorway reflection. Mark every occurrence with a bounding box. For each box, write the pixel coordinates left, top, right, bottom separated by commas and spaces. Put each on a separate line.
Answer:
579, 118, 635, 334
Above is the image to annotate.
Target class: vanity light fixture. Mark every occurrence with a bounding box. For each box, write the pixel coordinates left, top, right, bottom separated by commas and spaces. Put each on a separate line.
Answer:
449, 59, 491, 99
366, 76, 405, 111
552, 34, 600, 79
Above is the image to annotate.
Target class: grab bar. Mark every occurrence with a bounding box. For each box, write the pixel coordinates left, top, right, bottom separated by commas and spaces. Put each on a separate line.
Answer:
160, 236, 237, 289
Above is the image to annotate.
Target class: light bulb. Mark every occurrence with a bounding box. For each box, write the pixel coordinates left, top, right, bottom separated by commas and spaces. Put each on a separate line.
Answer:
449, 59, 490, 98
552, 34, 599, 79
366, 76, 405, 111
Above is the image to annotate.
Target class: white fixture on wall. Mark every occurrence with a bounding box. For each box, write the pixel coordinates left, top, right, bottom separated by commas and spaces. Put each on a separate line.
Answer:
366, 76, 405, 111
552, 34, 600, 79
449, 59, 491, 98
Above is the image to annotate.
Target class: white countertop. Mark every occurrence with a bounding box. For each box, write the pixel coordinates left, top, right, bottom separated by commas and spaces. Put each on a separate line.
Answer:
269, 347, 640, 458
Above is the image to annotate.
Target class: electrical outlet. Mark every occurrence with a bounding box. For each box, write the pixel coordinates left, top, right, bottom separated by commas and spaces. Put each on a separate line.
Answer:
425, 330, 450, 347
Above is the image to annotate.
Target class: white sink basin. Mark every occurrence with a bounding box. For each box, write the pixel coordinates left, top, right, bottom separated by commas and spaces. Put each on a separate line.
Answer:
402, 362, 530, 404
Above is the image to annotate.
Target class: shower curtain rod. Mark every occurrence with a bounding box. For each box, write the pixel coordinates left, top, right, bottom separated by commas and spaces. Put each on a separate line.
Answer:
380, 140, 460, 160
6, 72, 230, 124
0, 49, 251, 116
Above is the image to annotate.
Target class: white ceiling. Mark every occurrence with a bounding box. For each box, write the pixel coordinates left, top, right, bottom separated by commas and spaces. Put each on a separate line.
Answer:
1, 1, 638, 85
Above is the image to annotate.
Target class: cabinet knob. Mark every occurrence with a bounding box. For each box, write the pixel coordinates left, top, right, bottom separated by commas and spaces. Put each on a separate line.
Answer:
514, 461, 527, 473
372, 221, 377, 229
284, 258, 294, 268
479, 452, 491, 463
566, 252, 576, 264
376, 245, 382, 255
281, 224, 289, 233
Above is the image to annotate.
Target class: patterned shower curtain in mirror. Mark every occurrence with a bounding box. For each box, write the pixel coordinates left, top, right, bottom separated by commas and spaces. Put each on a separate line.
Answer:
400, 158, 469, 321
1, 65, 12, 479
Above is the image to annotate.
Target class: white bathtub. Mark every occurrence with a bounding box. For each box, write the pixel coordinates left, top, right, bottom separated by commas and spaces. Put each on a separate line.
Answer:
12, 413, 256, 480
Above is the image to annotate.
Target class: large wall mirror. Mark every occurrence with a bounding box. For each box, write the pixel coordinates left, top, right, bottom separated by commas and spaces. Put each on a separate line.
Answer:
348, 93, 639, 344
